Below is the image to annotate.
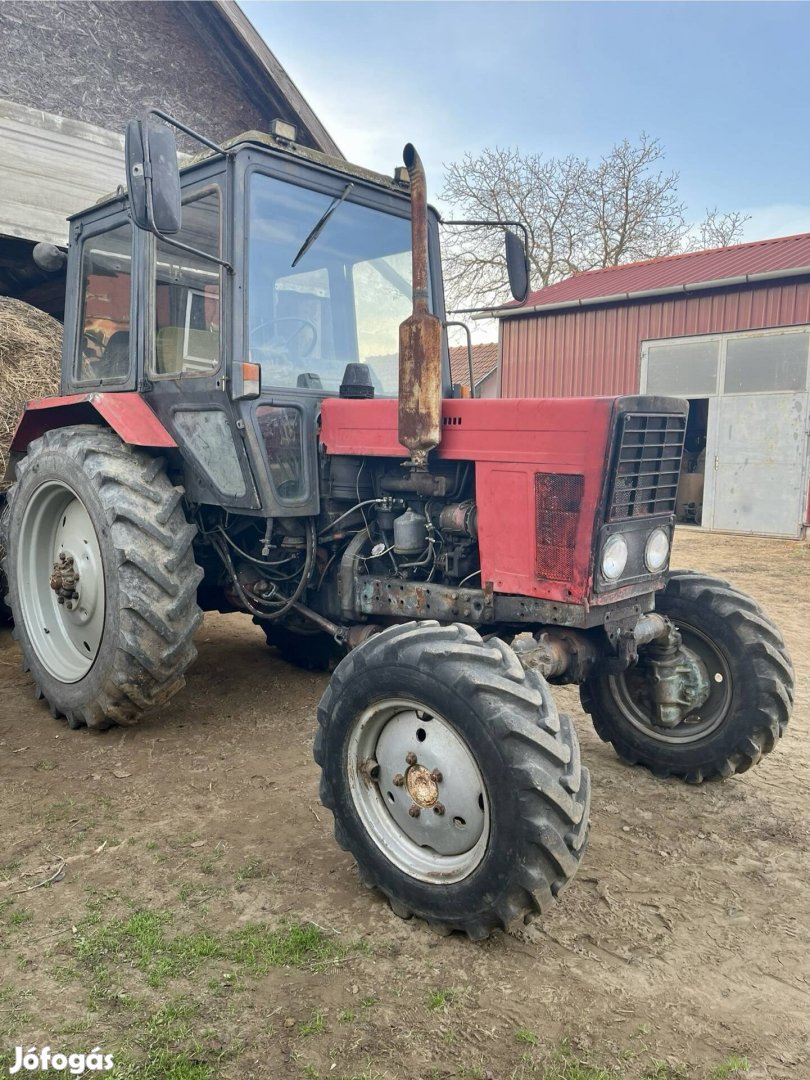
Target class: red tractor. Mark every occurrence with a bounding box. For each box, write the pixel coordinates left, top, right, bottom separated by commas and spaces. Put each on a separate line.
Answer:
1, 114, 793, 938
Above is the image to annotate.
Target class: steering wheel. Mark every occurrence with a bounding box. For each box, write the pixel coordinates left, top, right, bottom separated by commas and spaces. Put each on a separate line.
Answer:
250, 317, 318, 359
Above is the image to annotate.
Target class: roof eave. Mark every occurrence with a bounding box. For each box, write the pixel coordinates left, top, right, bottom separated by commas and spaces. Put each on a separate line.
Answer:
486, 263, 810, 319
203, 0, 343, 158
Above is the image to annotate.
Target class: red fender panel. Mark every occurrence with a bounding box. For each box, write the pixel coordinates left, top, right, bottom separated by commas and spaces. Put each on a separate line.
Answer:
9, 392, 177, 454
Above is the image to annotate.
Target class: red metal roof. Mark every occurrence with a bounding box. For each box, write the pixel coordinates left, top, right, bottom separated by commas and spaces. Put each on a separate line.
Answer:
449, 342, 499, 386
500, 232, 810, 316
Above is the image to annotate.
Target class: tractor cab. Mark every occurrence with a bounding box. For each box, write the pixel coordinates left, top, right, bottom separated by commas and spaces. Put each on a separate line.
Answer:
61, 123, 454, 518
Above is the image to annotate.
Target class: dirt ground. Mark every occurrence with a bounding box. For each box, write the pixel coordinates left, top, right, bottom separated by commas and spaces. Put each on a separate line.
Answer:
0, 529, 808, 1080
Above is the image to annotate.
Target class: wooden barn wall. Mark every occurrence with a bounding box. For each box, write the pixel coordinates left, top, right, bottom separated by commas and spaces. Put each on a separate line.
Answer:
0, 1, 291, 150
499, 279, 810, 398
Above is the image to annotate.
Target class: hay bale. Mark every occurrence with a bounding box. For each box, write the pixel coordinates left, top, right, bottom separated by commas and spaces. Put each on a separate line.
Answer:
0, 297, 62, 489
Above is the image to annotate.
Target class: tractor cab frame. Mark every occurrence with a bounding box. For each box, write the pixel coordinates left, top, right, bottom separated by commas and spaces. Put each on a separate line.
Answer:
58, 130, 451, 520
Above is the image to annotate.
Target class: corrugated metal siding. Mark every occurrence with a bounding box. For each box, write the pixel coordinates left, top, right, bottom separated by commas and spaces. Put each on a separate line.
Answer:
500, 279, 810, 397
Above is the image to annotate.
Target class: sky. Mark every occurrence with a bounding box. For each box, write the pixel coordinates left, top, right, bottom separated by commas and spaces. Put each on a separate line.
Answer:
242, 0, 810, 242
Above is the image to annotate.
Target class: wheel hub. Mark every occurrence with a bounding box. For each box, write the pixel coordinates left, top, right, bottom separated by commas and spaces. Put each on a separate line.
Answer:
645, 633, 711, 728
49, 552, 81, 610
405, 763, 439, 808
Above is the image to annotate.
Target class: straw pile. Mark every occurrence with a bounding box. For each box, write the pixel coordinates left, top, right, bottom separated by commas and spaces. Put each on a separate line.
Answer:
0, 297, 62, 491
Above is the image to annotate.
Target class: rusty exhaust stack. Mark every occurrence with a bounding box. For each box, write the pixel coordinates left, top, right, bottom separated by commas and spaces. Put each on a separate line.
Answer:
398, 143, 443, 469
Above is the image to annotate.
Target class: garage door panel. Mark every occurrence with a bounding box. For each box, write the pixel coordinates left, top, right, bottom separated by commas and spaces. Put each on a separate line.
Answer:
715, 393, 806, 464
712, 393, 808, 536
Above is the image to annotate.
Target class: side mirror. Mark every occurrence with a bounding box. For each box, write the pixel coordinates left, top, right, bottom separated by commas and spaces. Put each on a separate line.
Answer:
505, 229, 530, 303
125, 119, 182, 235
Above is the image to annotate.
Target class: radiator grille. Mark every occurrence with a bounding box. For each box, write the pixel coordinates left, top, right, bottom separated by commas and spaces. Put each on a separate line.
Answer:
535, 472, 584, 581
608, 413, 686, 521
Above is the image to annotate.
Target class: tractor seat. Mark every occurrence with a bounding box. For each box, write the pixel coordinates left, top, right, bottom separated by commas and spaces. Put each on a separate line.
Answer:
156, 326, 219, 375
95, 329, 130, 380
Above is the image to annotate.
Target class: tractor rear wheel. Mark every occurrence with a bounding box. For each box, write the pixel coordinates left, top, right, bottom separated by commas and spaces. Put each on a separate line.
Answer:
1, 425, 203, 729
314, 621, 590, 939
581, 571, 793, 782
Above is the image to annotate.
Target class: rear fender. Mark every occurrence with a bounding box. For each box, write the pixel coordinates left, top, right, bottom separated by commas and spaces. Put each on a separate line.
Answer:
5, 392, 176, 481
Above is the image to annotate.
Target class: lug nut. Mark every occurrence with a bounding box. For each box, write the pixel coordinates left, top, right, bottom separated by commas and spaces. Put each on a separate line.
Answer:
392, 773, 405, 787
57, 596, 65, 605
405, 751, 417, 766
408, 804, 421, 818
433, 802, 445, 816
430, 768, 443, 783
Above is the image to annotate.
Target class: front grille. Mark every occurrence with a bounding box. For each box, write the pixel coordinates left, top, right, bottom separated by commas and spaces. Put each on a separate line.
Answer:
535, 472, 584, 581
608, 413, 685, 521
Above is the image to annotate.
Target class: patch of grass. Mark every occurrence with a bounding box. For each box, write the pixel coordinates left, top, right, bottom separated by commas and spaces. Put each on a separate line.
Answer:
228, 921, 359, 973
543, 1064, 618, 1080
34, 758, 57, 771
74, 907, 361, 991
236, 858, 266, 881
426, 987, 461, 1011
540, 1043, 621, 1080
298, 1009, 325, 1037
359, 994, 377, 1009
338, 1009, 355, 1023
643, 1064, 688, 1080
515, 1029, 539, 1046
108, 1049, 215, 1079
643, 1063, 688, 1080
712, 1058, 750, 1079
8, 907, 33, 927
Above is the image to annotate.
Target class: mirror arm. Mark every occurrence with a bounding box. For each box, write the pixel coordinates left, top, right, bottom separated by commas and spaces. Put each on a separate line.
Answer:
145, 228, 234, 274
141, 109, 234, 273
440, 218, 530, 251
143, 107, 228, 156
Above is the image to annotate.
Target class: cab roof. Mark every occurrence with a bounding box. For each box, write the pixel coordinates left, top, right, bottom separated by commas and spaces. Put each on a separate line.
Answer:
85, 128, 413, 219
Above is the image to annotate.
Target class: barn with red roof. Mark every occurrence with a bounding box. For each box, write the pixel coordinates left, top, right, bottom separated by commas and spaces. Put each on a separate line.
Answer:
494, 234, 810, 538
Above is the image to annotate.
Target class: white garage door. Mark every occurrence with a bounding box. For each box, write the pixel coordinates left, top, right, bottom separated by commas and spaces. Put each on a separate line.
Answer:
642, 327, 810, 538
712, 392, 808, 536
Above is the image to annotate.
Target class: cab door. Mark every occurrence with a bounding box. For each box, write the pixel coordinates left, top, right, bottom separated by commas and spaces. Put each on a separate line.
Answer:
144, 181, 259, 511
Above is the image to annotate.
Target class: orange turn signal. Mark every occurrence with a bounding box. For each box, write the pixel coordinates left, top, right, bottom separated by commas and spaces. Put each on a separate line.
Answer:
241, 361, 261, 399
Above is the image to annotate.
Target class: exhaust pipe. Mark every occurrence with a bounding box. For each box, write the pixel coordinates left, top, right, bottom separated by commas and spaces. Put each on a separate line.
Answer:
398, 144, 443, 469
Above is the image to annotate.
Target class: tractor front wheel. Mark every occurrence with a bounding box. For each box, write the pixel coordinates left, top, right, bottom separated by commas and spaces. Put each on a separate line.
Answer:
1, 426, 203, 729
581, 571, 793, 782
315, 621, 590, 939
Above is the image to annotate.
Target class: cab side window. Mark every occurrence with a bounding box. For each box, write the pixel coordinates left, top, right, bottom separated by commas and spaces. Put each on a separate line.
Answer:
153, 189, 221, 377
75, 221, 133, 384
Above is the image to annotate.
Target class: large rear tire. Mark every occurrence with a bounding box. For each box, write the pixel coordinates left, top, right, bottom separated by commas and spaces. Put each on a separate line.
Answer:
314, 621, 590, 939
581, 571, 793, 782
1, 426, 203, 729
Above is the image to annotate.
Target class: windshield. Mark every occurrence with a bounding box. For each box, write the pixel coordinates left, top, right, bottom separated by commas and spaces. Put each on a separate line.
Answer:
247, 172, 415, 395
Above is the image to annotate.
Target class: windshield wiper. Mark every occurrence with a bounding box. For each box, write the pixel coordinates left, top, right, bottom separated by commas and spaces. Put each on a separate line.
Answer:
291, 182, 354, 268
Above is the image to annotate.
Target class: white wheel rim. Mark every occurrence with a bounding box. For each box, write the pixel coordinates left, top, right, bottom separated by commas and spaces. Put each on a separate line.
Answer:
17, 480, 105, 682
347, 698, 490, 884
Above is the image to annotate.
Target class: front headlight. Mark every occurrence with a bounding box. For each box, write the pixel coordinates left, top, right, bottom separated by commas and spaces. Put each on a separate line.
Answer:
644, 527, 670, 572
601, 534, 628, 580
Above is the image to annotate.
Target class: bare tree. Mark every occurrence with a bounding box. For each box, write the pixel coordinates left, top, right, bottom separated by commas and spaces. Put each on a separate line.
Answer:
691, 207, 751, 250
441, 135, 747, 310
